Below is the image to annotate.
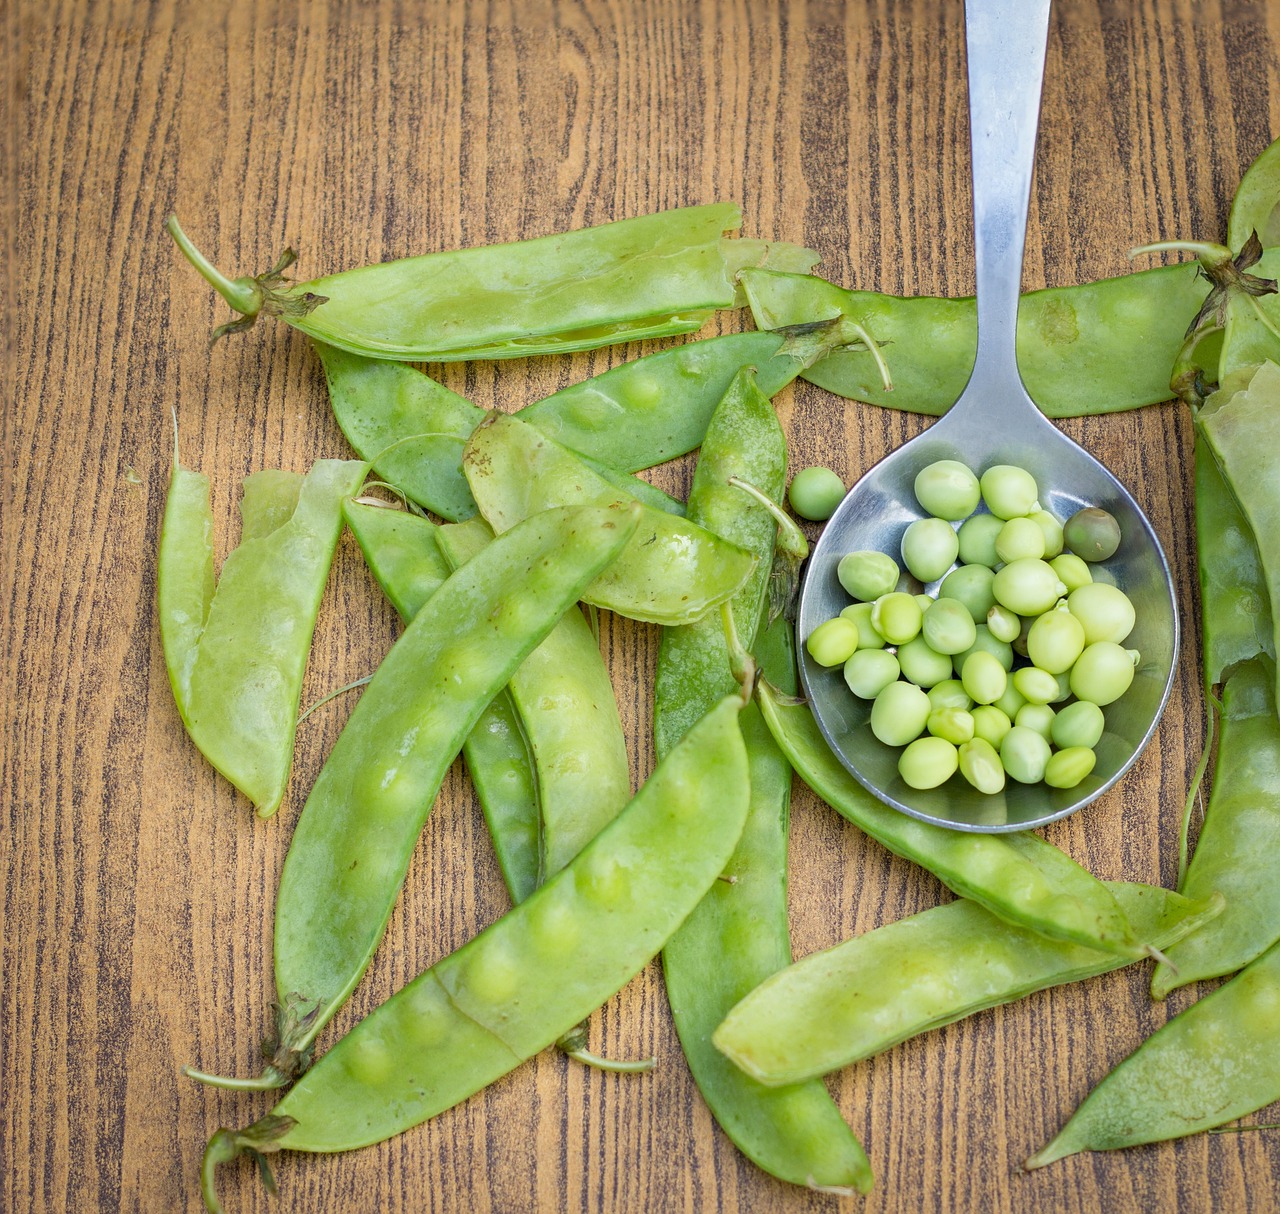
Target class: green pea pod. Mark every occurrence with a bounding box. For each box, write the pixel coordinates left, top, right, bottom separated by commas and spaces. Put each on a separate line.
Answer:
199, 693, 752, 1212
464, 413, 756, 626
740, 263, 1206, 417
1027, 938, 1280, 1168
756, 686, 1145, 957
712, 882, 1223, 1088
159, 453, 367, 817
342, 500, 541, 902
437, 517, 630, 880
1228, 136, 1280, 252
1151, 658, 1280, 997
168, 206, 817, 359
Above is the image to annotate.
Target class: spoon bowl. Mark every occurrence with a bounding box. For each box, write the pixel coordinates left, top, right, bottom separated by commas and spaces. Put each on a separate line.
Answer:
796, 0, 1179, 832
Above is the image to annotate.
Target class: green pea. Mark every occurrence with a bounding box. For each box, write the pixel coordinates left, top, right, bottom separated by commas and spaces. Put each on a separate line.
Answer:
899, 736, 960, 789
960, 650, 1007, 705
1029, 510, 1065, 559
1051, 701, 1106, 750
1067, 583, 1137, 645
1070, 642, 1138, 706
1026, 606, 1087, 674
986, 603, 1021, 644
1049, 553, 1092, 593
927, 679, 973, 712
995, 516, 1047, 563
914, 592, 936, 613
914, 459, 981, 520
971, 705, 1012, 749
871, 592, 923, 645
1044, 747, 1097, 789
994, 682, 1028, 720
1050, 670, 1073, 703
839, 601, 887, 649
843, 649, 900, 699
1014, 703, 1056, 742
927, 707, 975, 745
957, 513, 1004, 567
1063, 507, 1122, 561
870, 681, 932, 747
788, 467, 845, 521
897, 637, 955, 688
958, 737, 1007, 794
953, 625, 1015, 676
922, 597, 979, 655
1000, 725, 1052, 784
838, 550, 901, 601
901, 517, 960, 583
980, 465, 1039, 520
993, 558, 1068, 616
1012, 665, 1061, 705
805, 617, 859, 667
939, 564, 997, 623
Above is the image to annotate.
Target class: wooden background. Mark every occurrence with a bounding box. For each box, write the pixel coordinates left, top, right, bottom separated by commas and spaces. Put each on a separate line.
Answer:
6, 1, 1280, 1211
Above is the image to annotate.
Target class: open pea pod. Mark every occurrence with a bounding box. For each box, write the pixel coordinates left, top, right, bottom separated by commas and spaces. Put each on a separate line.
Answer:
159, 454, 367, 817
464, 413, 756, 626
168, 205, 817, 360
712, 882, 1223, 1088
199, 693, 752, 1213
741, 263, 1206, 417
1228, 136, 1280, 252
757, 686, 1145, 957
1028, 938, 1280, 1168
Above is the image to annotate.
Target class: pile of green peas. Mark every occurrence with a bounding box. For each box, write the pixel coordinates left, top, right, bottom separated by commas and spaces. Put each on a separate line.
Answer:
804, 459, 1139, 794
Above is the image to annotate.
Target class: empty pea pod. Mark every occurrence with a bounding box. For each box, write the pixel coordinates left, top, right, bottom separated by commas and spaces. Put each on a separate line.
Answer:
199, 690, 753, 1213
755, 686, 1145, 956
168, 205, 817, 359
711, 882, 1222, 1088
159, 448, 367, 817
184, 503, 640, 1090
463, 413, 756, 626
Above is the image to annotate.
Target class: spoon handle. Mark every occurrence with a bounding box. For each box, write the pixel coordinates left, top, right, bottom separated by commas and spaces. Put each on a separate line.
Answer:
958, 0, 1052, 421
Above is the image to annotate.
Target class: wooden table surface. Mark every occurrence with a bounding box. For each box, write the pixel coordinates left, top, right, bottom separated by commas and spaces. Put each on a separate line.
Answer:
7, 2, 1280, 1211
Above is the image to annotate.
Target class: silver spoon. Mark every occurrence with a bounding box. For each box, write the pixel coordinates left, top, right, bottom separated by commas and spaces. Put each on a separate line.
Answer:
796, 0, 1179, 832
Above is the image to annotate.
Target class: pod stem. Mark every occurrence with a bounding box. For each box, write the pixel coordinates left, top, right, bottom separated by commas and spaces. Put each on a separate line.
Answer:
720, 601, 758, 705
555, 1025, 655, 1073
200, 1115, 295, 1214
183, 993, 322, 1091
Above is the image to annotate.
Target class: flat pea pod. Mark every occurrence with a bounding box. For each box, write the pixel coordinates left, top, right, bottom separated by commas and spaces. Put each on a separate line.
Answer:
1151, 657, 1280, 998
712, 883, 1223, 1088
464, 413, 756, 626
159, 453, 367, 817
1027, 938, 1280, 1169
168, 206, 817, 359
199, 693, 752, 1212
756, 686, 1144, 957
437, 517, 630, 881
1229, 136, 1280, 252
740, 263, 1206, 417
343, 500, 540, 902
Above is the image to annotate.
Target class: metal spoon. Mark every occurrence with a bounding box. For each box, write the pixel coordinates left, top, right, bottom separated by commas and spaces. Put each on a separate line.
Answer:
796, 0, 1179, 832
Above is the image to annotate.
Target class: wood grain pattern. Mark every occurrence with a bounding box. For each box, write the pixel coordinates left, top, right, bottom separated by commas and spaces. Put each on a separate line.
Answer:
5, 1, 1279, 1211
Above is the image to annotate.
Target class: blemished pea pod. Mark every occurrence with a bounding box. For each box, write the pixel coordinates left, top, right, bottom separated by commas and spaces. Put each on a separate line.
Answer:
317, 343, 685, 523
741, 262, 1206, 416
159, 452, 367, 817
168, 206, 817, 359
756, 687, 1145, 957
199, 692, 752, 1213
464, 413, 756, 626
1151, 658, 1280, 998
712, 882, 1223, 1088
1027, 938, 1280, 1169
437, 517, 630, 880
342, 500, 540, 902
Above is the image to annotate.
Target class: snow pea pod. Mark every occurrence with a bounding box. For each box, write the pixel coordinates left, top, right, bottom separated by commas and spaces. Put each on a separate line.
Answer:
168, 206, 817, 359
1228, 135, 1280, 253
712, 882, 1222, 1088
159, 453, 366, 817
1150, 658, 1280, 997
342, 500, 540, 902
756, 686, 1144, 956
464, 413, 756, 626
741, 262, 1206, 416
199, 691, 752, 1212
1028, 938, 1280, 1168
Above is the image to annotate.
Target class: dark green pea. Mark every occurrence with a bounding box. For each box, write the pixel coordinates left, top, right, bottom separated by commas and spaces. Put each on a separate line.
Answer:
1063, 507, 1122, 561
